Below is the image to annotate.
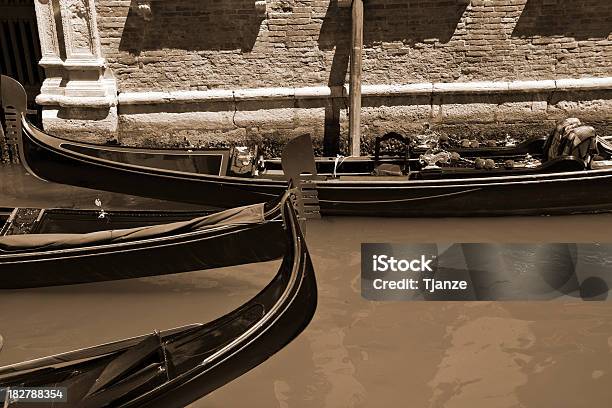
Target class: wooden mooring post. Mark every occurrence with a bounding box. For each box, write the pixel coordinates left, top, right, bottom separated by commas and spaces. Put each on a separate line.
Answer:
348, 0, 364, 157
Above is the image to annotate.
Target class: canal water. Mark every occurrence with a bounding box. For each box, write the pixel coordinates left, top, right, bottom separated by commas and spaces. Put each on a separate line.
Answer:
1, 164, 612, 407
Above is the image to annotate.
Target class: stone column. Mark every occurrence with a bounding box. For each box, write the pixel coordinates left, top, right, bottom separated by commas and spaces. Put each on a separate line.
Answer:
34, 0, 118, 141
34, 0, 63, 99
59, 0, 112, 103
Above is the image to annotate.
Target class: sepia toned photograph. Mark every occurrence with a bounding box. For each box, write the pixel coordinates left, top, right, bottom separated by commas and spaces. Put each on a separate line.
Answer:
1, 0, 611, 406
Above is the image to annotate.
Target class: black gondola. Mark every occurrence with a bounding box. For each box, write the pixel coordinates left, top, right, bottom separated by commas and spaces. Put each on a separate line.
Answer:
0, 199, 287, 289
5, 74, 612, 216
0, 191, 317, 407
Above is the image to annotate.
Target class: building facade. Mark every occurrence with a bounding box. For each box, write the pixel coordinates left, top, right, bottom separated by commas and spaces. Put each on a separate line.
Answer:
28, 0, 612, 154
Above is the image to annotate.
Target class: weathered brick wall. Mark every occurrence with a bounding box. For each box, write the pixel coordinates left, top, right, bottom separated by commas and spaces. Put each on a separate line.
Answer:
91, 0, 611, 152
97, 0, 337, 92
96, 0, 611, 92
362, 0, 611, 83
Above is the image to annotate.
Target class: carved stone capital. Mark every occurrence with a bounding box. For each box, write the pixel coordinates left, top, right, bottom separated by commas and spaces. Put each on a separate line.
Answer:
59, 0, 103, 63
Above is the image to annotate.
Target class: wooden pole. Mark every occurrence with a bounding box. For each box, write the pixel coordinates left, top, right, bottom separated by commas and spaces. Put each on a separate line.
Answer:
349, 0, 363, 157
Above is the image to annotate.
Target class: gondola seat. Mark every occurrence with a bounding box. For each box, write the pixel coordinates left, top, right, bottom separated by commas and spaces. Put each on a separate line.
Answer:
0, 203, 265, 252
544, 117, 582, 161
596, 137, 612, 157
544, 118, 598, 167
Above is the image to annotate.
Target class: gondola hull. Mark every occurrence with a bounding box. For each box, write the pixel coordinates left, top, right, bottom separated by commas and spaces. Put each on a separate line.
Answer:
132, 252, 316, 408
0, 205, 287, 289
19, 121, 612, 216
316, 169, 612, 216
19, 128, 284, 210
0, 194, 317, 407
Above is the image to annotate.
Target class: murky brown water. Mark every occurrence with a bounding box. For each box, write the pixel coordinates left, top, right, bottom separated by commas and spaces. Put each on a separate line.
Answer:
2, 164, 612, 407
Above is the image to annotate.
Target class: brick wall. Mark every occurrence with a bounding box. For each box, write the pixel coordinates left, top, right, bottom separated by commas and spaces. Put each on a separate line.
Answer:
363, 0, 611, 83
91, 0, 611, 151
96, 0, 611, 92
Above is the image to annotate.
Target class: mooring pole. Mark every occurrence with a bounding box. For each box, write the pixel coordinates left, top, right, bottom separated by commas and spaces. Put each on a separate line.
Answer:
349, 0, 363, 157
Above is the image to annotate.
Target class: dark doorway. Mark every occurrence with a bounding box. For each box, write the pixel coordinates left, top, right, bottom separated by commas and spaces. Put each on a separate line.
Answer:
0, 0, 43, 161
0, 0, 44, 103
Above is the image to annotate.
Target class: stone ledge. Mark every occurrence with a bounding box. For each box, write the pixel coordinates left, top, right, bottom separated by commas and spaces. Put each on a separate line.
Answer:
433, 81, 508, 93
363, 83, 433, 96
36, 94, 117, 108
117, 86, 340, 105
38, 56, 65, 69
556, 77, 612, 90
234, 87, 294, 100
63, 58, 107, 71
508, 80, 556, 92
116, 77, 612, 106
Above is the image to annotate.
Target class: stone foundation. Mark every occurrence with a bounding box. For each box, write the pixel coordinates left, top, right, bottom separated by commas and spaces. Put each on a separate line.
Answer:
110, 79, 612, 156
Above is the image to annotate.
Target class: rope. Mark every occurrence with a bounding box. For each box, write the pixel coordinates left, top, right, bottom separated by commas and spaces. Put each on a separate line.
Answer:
333, 154, 353, 178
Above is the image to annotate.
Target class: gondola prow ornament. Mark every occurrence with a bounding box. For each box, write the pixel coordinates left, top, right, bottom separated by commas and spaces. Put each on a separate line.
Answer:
0, 74, 27, 163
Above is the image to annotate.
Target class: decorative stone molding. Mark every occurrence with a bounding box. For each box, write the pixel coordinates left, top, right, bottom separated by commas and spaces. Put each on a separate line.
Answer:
556, 77, 612, 90
34, 0, 118, 138
117, 77, 612, 106
34, 0, 63, 98
36, 93, 117, 108
61, 0, 99, 61
58, 0, 113, 100
34, 0, 62, 68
